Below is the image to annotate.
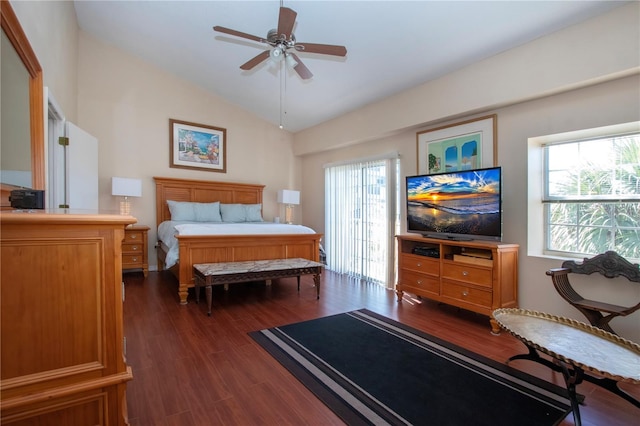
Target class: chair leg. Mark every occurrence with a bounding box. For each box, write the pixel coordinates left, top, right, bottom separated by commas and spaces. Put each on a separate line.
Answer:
575, 307, 618, 335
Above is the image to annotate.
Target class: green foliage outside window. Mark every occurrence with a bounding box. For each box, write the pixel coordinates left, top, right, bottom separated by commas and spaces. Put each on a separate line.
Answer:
545, 134, 640, 260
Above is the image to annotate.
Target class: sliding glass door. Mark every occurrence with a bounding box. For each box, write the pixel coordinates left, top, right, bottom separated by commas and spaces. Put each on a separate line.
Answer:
324, 154, 399, 287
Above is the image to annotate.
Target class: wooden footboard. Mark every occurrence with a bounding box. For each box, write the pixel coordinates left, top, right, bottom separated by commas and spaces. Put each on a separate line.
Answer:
175, 233, 322, 304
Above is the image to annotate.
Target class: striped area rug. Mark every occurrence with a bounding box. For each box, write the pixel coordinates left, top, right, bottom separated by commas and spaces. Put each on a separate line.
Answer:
250, 309, 570, 426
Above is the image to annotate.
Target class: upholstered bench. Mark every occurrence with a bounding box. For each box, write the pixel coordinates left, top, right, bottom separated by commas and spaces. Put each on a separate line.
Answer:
193, 258, 324, 315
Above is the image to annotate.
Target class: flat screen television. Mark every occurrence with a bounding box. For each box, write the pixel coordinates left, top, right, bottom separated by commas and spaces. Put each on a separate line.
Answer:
406, 166, 502, 241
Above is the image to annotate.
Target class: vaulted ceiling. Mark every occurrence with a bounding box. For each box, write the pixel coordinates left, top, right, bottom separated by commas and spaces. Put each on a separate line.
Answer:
74, 1, 628, 132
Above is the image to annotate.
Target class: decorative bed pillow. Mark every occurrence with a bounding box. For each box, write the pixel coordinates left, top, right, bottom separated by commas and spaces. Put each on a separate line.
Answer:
244, 204, 263, 222
220, 203, 263, 222
167, 200, 222, 222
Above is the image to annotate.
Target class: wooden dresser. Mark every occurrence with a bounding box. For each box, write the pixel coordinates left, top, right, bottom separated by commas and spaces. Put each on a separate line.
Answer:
396, 234, 519, 334
0, 210, 135, 425
123, 225, 149, 276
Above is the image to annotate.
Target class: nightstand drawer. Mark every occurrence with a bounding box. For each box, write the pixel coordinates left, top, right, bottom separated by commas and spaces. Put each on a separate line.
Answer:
124, 231, 144, 243
122, 242, 143, 254
123, 254, 144, 266
122, 225, 149, 276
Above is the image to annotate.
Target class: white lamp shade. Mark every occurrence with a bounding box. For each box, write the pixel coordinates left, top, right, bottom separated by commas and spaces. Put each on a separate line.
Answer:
112, 177, 142, 197
285, 53, 298, 68
270, 46, 284, 62
277, 189, 300, 205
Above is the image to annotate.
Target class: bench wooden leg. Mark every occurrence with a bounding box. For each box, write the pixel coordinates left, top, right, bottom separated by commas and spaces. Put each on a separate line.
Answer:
313, 273, 320, 299
206, 285, 212, 316
194, 277, 202, 304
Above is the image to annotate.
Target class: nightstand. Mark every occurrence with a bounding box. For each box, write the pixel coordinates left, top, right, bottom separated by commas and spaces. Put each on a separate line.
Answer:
123, 225, 149, 276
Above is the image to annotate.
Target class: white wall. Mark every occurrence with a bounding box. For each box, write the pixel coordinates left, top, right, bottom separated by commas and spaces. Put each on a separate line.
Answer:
77, 32, 300, 268
10, 0, 78, 122
294, 2, 640, 155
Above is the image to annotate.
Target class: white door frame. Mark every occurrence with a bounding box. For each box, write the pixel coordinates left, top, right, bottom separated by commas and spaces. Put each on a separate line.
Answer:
45, 87, 66, 209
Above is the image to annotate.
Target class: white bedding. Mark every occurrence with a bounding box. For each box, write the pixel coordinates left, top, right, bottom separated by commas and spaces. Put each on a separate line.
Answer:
157, 221, 317, 269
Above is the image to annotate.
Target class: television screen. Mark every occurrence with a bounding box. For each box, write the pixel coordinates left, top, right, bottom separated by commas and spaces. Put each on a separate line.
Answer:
406, 166, 502, 241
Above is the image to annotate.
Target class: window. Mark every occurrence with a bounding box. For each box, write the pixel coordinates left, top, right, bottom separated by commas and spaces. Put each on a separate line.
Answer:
543, 131, 640, 260
324, 153, 399, 287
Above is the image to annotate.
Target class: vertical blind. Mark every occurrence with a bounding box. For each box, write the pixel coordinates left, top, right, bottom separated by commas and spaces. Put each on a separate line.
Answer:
324, 153, 398, 287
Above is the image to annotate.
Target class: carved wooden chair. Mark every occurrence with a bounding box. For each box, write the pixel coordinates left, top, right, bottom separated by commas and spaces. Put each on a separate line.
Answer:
546, 251, 640, 335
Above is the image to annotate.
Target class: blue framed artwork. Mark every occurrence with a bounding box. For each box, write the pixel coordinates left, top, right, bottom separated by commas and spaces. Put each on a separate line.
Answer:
170, 119, 226, 173
417, 115, 496, 174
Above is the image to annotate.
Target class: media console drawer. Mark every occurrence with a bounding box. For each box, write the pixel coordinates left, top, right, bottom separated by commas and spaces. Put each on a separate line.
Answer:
442, 262, 492, 288
400, 254, 439, 276
399, 269, 440, 295
441, 280, 492, 307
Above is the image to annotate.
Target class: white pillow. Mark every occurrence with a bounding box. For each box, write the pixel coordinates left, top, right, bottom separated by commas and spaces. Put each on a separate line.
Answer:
220, 203, 263, 222
167, 200, 222, 222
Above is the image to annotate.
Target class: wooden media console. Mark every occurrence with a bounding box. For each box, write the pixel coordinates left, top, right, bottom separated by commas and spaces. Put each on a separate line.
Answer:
396, 234, 519, 333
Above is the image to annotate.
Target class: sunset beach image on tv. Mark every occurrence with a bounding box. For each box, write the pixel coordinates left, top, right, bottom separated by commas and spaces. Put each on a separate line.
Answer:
406, 167, 502, 240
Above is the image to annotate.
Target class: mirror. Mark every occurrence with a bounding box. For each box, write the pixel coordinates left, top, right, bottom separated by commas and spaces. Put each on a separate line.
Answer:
0, 1, 44, 206
1, 29, 31, 186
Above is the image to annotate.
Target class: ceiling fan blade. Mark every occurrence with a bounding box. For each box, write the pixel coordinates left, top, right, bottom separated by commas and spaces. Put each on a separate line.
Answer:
295, 42, 347, 57
213, 26, 265, 43
277, 7, 297, 39
240, 50, 270, 70
289, 53, 313, 80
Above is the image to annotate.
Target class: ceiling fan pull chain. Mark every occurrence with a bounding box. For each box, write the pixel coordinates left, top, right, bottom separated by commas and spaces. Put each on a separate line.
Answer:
279, 59, 284, 129
283, 60, 288, 126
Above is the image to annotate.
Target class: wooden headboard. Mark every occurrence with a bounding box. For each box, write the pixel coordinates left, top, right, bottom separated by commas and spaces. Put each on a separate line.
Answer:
154, 177, 265, 228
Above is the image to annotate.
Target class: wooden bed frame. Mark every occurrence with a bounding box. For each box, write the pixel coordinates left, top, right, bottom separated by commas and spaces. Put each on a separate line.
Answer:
154, 177, 322, 304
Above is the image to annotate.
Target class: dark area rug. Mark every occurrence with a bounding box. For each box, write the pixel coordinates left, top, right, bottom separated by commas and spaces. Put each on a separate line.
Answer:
250, 309, 570, 426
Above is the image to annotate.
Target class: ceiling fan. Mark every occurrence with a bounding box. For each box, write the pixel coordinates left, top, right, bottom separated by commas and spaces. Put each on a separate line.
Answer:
213, 6, 347, 80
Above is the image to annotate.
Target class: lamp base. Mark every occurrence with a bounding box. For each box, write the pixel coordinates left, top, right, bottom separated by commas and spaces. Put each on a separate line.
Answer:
119, 197, 131, 215
284, 204, 294, 224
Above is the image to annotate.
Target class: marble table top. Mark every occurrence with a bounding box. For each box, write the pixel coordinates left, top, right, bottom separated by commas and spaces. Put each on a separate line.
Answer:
193, 258, 324, 276
493, 308, 640, 383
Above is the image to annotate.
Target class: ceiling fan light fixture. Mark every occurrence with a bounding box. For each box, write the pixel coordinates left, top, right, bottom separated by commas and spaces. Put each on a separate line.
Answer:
270, 46, 284, 62
285, 52, 298, 68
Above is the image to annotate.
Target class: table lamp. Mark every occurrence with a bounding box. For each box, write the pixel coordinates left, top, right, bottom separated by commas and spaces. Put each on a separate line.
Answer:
112, 177, 142, 215
277, 189, 300, 224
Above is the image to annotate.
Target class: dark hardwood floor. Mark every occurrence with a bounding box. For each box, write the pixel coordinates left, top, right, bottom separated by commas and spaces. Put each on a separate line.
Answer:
123, 270, 639, 425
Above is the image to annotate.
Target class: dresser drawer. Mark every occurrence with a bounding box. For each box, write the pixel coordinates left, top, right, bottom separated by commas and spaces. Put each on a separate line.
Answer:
442, 262, 492, 288
398, 269, 439, 295
400, 254, 439, 276
441, 280, 492, 307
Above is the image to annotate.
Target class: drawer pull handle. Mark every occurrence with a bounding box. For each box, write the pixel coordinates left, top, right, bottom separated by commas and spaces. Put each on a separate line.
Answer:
133, 247, 138, 251
417, 279, 422, 284
462, 291, 469, 297
417, 263, 422, 267
132, 257, 138, 262
462, 271, 469, 276
130, 235, 138, 239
